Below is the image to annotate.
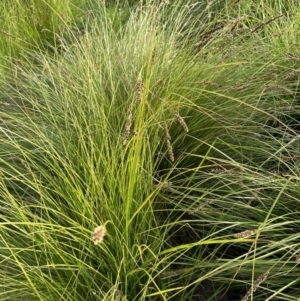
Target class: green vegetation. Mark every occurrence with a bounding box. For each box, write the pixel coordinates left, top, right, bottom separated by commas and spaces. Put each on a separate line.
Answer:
1, 0, 300, 300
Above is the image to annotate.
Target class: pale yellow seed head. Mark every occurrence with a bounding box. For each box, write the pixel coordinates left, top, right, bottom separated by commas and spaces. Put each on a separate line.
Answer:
234, 229, 257, 238
92, 225, 106, 245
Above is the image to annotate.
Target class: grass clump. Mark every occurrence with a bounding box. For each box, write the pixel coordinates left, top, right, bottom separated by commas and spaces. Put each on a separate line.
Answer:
0, 0, 87, 74
1, 0, 300, 300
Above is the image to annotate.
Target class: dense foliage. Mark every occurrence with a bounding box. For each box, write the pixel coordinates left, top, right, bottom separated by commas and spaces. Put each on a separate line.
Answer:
1, 1, 300, 300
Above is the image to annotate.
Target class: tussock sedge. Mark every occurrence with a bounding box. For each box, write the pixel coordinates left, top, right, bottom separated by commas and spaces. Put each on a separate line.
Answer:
1, 0, 300, 300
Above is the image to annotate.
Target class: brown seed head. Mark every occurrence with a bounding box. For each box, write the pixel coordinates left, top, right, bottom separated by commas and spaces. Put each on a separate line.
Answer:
123, 105, 133, 145
164, 126, 174, 162
165, 125, 171, 141
241, 272, 269, 301
287, 52, 300, 62
189, 199, 215, 215
166, 139, 174, 162
266, 84, 293, 95
174, 112, 189, 132
137, 79, 143, 102
252, 15, 283, 33
151, 47, 156, 64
